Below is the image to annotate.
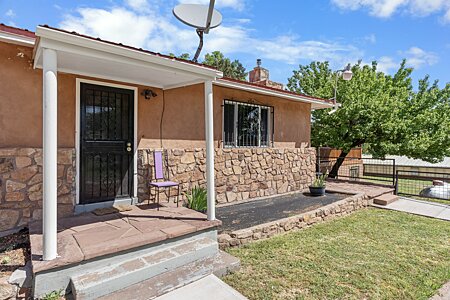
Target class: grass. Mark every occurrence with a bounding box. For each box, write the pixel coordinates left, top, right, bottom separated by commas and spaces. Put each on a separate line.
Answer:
224, 209, 450, 300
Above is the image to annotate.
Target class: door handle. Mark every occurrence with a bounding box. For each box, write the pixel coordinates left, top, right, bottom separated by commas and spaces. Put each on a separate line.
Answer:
126, 142, 132, 152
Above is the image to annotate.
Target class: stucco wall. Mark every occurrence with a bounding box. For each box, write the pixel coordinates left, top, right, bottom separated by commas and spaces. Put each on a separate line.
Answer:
0, 40, 316, 235
0, 42, 311, 149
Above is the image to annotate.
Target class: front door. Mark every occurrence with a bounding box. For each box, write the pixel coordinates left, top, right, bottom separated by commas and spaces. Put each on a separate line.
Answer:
79, 83, 134, 204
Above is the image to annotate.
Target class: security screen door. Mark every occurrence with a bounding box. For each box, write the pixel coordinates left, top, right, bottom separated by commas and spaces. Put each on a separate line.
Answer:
79, 83, 134, 204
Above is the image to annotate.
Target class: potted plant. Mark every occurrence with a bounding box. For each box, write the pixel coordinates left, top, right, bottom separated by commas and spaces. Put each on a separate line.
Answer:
309, 172, 327, 196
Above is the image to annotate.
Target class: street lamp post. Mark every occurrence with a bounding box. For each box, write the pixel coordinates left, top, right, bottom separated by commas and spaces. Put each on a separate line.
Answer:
329, 63, 353, 114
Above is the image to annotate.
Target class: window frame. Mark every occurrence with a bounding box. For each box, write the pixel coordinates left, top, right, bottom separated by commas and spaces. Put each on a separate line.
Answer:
222, 99, 274, 148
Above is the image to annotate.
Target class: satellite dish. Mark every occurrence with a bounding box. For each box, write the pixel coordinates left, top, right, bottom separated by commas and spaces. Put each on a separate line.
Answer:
173, 4, 222, 30
173, 1, 222, 62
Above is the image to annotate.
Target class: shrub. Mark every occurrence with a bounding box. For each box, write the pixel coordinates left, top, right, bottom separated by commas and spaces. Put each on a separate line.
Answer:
185, 187, 207, 212
311, 172, 327, 188
41, 290, 63, 300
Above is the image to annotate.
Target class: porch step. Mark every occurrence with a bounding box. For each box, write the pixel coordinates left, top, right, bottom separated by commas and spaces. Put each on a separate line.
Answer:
97, 250, 240, 300
71, 236, 219, 300
153, 274, 247, 300
373, 193, 399, 206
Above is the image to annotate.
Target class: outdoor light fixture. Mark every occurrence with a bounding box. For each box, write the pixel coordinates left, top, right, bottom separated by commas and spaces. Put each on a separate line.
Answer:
342, 63, 353, 81
142, 89, 157, 100
329, 63, 353, 115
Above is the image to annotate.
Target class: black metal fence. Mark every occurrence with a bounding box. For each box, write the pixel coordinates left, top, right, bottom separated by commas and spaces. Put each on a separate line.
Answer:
318, 153, 450, 201
317, 156, 396, 186
395, 170, 450, 201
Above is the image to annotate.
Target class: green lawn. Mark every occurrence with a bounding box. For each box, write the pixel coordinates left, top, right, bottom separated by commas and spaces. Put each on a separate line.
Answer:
224, 209, 450, 300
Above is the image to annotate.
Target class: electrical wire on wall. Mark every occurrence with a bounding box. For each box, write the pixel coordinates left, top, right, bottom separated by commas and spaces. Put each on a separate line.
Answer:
160, 90, 166, 149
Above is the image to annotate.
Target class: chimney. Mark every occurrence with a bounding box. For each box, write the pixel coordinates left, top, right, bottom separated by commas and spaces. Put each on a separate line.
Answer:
248, 59, 284, 89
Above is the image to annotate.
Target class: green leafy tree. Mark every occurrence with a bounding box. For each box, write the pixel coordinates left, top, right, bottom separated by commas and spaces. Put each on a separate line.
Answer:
203, 51, 247, 80
178, 53, 191, 60
399, 76, 450, 162
168, 53, 190, 60
287, 60, 450, 177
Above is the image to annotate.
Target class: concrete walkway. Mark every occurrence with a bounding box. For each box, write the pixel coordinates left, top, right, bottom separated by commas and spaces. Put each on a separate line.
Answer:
154, 275, 247, 300
373, 197, 450, 221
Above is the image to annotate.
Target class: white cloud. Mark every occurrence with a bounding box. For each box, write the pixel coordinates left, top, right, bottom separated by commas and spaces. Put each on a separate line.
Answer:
363, 47, 439, 74
331, 0, 450, 22
402, 46, 439, 69
125, 0, 150, 12
376, 56, 398, 73
59, 3, 361, 67
5, 9, 15, 18
177, 0, 245, 11
60, 7, 157, 48
364, 34, 376, 44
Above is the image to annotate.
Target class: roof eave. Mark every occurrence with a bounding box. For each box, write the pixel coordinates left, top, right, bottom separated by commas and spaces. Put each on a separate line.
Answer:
34, 26, 223, 79
214, 79, 334, 109
0, 30, 35, 47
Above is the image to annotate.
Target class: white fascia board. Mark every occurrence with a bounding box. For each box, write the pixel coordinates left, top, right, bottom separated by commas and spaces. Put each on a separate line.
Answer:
163, 79, 205, 90
35, 26, 222, 79
213, 80, 334, 110
0, 31, 35, 46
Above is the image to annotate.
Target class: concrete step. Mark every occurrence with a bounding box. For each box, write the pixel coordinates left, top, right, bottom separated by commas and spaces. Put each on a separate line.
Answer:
373, 193, 399, 206
97, 250, 240, 300
153, 274, 247, 300
71, 236, 219, 300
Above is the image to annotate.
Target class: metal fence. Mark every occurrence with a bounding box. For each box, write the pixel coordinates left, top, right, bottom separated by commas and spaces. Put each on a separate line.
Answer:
395, 170, 450, 201
317, 156, 396, 186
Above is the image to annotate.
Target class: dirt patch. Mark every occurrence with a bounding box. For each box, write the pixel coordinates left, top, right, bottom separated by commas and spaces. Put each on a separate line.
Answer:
0, 229, 30, 277
217, 192, 347, 232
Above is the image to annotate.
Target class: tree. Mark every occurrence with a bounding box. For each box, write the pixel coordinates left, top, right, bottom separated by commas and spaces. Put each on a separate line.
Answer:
203, 51, 247, 80
168, 53, 190, 60
287, 60, 450, 178
399, 76, 450, 162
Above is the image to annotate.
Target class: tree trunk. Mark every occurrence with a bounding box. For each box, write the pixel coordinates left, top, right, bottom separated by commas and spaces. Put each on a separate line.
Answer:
328, 150, 349, 179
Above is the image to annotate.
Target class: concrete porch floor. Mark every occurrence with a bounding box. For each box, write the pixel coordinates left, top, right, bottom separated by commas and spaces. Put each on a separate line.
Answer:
29, 204, 221, 274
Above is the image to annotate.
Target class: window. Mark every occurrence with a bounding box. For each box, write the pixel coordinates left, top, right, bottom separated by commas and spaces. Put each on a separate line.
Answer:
223, 100, 273, 147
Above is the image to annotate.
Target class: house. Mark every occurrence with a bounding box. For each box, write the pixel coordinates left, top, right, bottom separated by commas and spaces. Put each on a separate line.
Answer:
0, 23, 334, 298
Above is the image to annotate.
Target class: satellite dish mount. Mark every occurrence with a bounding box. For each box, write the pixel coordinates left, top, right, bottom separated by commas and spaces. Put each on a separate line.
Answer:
173, 1, 223, 62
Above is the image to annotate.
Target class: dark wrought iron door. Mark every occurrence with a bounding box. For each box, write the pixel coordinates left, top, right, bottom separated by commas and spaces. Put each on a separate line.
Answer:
80, 83, 134, 204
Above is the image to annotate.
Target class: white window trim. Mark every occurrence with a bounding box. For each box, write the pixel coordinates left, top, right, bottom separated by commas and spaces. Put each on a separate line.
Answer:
75, 78, 138, 206
223, 100, 273, 148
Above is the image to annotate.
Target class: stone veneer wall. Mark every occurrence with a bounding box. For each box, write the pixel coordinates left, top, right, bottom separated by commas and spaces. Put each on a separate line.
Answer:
0, 148, 75, 235
137, 147, 316, 204
218, 192, 370, 249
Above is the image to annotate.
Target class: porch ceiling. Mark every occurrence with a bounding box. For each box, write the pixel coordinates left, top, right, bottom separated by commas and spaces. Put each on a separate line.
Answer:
33, 26, 222, 89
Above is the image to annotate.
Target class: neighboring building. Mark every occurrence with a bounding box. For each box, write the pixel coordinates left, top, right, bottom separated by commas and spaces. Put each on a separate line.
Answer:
0, 23, 335, 236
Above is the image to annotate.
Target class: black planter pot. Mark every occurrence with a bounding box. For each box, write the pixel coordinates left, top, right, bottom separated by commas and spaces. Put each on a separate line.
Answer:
309, 186, 326, 196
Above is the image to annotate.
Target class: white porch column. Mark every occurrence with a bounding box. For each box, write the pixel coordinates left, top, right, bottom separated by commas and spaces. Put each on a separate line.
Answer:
42, 48, 58, 261
204, 80, 216, 221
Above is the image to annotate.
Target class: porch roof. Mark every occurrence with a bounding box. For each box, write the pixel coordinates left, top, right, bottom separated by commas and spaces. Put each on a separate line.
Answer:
215, 77, 336, 109
33, 25, 223, 89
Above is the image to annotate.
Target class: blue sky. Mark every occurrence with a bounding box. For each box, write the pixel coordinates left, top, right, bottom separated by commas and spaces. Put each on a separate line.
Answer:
1, 0, 449, 87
